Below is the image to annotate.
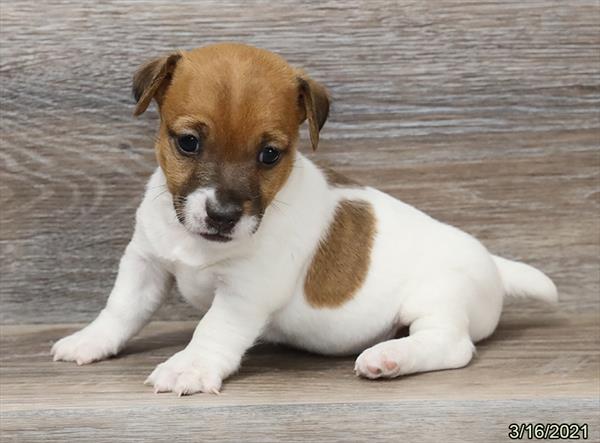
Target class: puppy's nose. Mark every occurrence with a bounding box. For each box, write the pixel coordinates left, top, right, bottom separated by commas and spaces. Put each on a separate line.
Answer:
205, 200, 243, 233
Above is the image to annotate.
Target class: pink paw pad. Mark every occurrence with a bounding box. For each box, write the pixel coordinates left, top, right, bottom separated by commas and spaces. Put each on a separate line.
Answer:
383, 359, 398, 371
367, 364, 382, 375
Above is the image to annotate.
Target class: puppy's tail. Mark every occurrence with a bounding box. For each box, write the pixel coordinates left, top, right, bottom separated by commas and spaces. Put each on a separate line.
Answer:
492, 255, 558, 303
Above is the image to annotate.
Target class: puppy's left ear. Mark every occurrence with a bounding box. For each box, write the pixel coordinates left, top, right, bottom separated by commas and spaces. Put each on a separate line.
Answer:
297, 74, 330, 151
132, 52, 182, 116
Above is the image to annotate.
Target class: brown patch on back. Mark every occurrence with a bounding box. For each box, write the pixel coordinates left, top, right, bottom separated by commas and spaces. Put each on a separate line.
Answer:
304, 199, 376, 308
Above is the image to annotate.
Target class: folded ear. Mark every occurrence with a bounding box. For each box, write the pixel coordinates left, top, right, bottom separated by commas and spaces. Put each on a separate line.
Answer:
132, 52, 182, 116
297, 75, 330, 151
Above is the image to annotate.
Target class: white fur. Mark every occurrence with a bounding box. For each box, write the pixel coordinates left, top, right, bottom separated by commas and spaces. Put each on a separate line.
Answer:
52, 152, 557, 394
183, 187, 215, 234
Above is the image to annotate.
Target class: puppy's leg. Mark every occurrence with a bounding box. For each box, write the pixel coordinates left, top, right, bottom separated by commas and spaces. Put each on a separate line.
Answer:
145, 291, 267, 395
355, 275, 482, 379
51, 240, 172, 365
355, 318, 474, 379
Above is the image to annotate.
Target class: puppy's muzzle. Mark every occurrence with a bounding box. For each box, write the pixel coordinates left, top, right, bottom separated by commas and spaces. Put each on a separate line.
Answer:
205, 200, 243, 234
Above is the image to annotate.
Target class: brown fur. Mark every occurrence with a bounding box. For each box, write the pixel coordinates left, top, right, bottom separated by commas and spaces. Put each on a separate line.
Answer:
315, 162, 361, 187
133, 43, 330, 219
304, 199, 376, 308
298, 76, 330, 150
133, 53, 181, 116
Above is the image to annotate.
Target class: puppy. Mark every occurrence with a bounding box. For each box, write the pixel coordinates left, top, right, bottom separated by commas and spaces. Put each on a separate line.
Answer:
51, 43, 557, 395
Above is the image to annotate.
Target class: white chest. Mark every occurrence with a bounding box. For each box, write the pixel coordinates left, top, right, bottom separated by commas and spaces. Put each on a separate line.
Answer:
172, 263, 216, 313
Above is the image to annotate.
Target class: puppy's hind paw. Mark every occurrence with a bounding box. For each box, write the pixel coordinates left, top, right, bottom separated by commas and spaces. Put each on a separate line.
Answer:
354, 342, 407, 379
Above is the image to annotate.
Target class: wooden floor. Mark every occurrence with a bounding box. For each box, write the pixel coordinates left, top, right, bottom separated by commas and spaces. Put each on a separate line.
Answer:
0, 316, 598, 442
1, 0, 599, 442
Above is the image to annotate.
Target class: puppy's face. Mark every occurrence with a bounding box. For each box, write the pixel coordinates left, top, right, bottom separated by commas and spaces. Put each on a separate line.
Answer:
133, 43, 329, 243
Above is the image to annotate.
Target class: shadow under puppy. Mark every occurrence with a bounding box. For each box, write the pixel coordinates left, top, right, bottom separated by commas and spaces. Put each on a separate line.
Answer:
51, 43, 557, 395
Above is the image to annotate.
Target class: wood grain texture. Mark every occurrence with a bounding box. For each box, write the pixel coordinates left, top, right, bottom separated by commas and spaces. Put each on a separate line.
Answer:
1, 317, 598, 442
0, 1, 599, 441
1, 0, 598, 323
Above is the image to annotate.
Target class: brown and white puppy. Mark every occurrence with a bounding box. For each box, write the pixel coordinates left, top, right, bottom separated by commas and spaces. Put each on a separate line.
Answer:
52, 43, 557, 395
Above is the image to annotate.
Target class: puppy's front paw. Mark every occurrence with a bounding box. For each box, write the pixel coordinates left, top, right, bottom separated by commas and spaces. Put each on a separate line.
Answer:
145, 351, 223, 396
51, 328, 120, 365
354, 341, 409, 379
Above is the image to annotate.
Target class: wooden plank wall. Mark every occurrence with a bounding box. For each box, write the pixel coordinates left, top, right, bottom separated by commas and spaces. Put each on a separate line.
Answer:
1, 0, 599, 326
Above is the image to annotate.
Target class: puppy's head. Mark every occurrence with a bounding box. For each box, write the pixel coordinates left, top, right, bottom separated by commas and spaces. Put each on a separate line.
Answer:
133, 43, 329, 243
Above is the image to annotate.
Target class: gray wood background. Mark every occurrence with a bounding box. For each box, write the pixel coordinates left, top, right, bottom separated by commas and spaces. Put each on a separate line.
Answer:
1, 0, 598, 324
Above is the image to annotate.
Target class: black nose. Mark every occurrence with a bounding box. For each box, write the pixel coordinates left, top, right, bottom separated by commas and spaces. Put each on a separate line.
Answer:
205, 200, 243, 233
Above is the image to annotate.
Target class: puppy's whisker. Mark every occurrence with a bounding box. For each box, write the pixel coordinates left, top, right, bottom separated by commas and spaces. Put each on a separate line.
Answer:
272, 198, 290, 207
152, 189, 170, 201
147, 184, 168, 191
269, 202, 284, 215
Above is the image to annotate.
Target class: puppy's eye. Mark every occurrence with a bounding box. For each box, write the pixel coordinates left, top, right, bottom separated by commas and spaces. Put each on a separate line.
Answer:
258, 146, 281, 166
176, 134, 201, 154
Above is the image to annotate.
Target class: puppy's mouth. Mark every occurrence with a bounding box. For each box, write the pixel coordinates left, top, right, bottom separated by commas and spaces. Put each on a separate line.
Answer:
198, 232, 232, 243
184, 223, 234, 242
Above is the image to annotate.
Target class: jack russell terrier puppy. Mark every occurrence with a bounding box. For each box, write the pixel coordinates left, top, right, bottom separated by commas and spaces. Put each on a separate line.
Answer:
51, 43, 557, 395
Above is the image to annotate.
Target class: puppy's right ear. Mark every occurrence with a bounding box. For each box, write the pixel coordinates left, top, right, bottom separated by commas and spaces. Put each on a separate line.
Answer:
132, 52, 181, 116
